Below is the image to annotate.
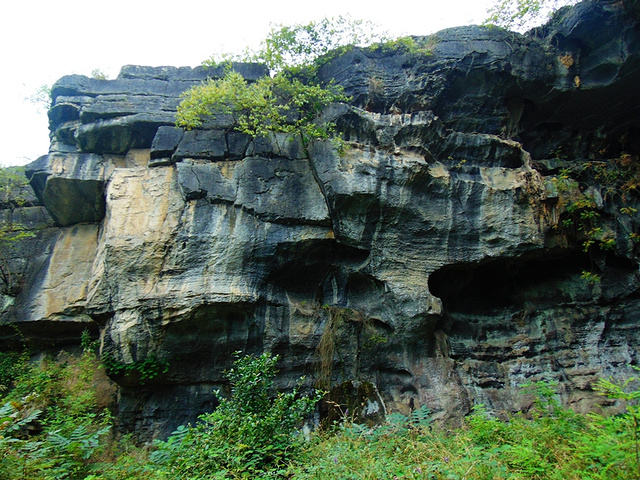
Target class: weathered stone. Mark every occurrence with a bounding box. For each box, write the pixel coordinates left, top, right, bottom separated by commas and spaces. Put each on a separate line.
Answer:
3, 0, 640, 440
150, 126, 184, 160
79, 95, 173, 124
116, 63, 269, 82
226, 131, 252, 160
26, 153, 110, 226
48, 95, 92, 129
173, 129, 228, 161
75, 113, 175, 154
48, 64, 268, 156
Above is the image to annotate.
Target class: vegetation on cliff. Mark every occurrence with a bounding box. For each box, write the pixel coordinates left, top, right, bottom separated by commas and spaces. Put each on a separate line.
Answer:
1, 345, 639, 479
486, 0, 640, 30
3, 3, 640, 479
485, 0, 579, 30
0, 166, 36, 296
175, 16, 420, 148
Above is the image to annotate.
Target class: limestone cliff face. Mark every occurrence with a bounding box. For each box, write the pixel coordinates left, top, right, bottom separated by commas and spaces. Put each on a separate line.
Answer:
3, 0, 640, 438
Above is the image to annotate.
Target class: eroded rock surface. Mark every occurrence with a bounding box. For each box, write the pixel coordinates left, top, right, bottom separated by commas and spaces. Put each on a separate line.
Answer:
3, 0, 640, 438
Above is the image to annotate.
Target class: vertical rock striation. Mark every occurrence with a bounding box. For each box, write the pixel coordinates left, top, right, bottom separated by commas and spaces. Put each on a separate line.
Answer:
2, 0, 639, 438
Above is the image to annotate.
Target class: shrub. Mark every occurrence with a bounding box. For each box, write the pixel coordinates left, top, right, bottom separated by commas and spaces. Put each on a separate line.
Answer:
176, 17, 397, 153
203, 16, 389, 73
176, 69, 347, 148
0, 349, 113, 479
151, 352, 321, 478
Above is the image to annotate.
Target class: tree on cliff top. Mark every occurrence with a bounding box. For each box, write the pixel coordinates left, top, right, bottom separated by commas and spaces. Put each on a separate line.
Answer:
204, 15, 387, 73
175, 17, 391, 147
485, 0, 579, 30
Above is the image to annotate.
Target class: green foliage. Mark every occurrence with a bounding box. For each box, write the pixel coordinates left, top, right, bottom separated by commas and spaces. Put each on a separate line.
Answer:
550, 153, 640, 284
176, 69, 347, 147
290, 381, 639, 479
26, 84, 52, 114
0, 166, 36, 295
204, 16, 389, 73
2, 346, 640, 480
0, 399, 42, 437
485, 0, 579, 31
344, 404, 433, 439
7, 352, 108, 430
0, 327, 30, 391
151, 352, 321, 478
0, 351, 27, 390
80, 329, 99, 354
581, 270, 602, 284
0, 347, 114, 480
101, 352, 169, 384
178, 17, 414, 153
368, 34, 439, 57
594, 369, 640, 476
582, 154, 640, 201
90, 69, 108, 80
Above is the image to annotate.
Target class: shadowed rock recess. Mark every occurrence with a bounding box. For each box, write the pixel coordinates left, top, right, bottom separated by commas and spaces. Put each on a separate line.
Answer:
3, 0, 640, 438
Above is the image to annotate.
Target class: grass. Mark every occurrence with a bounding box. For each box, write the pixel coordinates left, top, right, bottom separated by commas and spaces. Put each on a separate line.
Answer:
0, 346, 638, 479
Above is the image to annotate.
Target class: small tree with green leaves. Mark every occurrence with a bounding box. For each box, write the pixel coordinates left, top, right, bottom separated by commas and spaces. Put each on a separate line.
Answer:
176, 69, 347, 147
204, 16, 388, 73
176, 17, 392, 152
485, 0, 579, 31
151, 352, 321, 478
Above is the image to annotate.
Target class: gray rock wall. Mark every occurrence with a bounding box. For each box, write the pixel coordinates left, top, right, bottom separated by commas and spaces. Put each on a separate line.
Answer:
3, 0, 639, 438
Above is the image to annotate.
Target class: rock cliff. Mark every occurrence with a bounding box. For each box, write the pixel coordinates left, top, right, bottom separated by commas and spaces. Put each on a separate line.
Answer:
2, 0, 640, 438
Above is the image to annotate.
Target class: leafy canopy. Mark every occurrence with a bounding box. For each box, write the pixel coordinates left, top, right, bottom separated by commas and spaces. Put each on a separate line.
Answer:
176, 69, 347, 142
485, 0, 579, 31
176, 17, 390, 146
204, 15, 389, 72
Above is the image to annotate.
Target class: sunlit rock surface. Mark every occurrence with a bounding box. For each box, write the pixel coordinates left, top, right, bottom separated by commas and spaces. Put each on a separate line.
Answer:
2, 0, 639, 438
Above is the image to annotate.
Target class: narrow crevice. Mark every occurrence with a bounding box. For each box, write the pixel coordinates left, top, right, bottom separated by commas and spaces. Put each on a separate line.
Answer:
306, 140, 338, 234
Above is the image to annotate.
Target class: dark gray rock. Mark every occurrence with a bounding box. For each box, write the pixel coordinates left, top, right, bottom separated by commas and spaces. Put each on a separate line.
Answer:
26, 153, 108, 226
48, 95, 92, 129
173, 129, 228, 161
75, 113, 174, 154
6, 0, 640, 440
78, 95, 173, 124
117, 63, 270, 82
246, 133, 307, 159
48, 64, 269, 156
150, 126, 184, 160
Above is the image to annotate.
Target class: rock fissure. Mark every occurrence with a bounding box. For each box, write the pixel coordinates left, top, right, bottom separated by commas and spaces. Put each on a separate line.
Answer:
3, 0, 640, 439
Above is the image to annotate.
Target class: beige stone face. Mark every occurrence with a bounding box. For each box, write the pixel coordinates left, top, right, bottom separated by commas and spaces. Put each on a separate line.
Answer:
30, 224, 98, 320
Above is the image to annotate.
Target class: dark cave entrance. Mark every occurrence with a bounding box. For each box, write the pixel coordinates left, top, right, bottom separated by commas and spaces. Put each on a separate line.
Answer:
428, 250, 596, 314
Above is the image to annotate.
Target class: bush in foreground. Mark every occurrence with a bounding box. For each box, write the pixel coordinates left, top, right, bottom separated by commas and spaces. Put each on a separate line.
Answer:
2, 344, 639, 479
149, 352, 321, 479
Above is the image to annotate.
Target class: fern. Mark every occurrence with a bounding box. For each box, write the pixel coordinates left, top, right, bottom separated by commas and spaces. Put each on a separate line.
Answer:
48, 424, 110, 460
0, 401, 41, 436
409, 405, 432, 428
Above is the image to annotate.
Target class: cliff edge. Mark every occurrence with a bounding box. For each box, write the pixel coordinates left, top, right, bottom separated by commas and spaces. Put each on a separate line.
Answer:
2, 0, 639, 438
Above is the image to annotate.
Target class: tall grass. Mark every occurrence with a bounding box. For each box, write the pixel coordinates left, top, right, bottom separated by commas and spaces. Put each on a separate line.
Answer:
1, 345, 638, 479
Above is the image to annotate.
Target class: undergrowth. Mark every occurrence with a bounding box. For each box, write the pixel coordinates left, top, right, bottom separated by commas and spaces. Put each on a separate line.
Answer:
0, 340, 114, 479
290, 379, 640, 479
1, 340, 639, 479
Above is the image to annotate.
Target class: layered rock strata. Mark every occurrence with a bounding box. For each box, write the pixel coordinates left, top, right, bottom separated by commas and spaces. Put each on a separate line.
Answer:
2, 0, 639, 438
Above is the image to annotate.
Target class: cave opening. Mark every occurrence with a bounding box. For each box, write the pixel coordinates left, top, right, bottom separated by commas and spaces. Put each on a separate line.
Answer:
428, 250, 594, 314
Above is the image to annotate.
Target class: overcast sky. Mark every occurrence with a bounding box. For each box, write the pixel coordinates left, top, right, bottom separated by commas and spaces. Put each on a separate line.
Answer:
1, 0, 498, 167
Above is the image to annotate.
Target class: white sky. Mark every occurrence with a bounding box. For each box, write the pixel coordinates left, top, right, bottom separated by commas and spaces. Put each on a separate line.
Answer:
0, 0, 497, 167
